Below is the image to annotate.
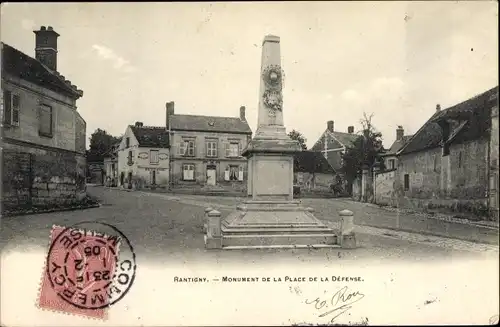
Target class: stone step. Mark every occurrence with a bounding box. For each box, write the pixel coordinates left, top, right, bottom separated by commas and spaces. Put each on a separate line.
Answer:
221, 233, 338, 248
222, 225, 337, 234
223, 244, 340, 250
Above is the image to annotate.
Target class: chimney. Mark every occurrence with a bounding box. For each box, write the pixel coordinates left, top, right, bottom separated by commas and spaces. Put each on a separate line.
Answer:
347, 126, 354, 134
396, 125, 404, 141
327, 120, 334, 132
436, 104, 441, 112
240, 106, 246, 121
135, 122, 143, 127
33, 25, 60, 71
165, 101, 175, 129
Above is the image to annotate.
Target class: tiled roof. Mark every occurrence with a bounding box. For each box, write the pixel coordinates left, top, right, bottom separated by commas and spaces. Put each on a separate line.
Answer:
130, 126, 170, 148
328, 131, 359, 148
294, 151, 336, 174
1, 42, 83, 99
170, 114, 252, 134
398, 86, 498, 155
384, 135, 413, 156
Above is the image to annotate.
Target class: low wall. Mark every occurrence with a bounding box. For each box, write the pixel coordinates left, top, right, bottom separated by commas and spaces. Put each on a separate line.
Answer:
2, 143, 86, 212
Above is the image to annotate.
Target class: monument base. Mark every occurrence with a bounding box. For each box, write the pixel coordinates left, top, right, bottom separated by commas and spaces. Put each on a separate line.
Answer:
220, 200, 340, 249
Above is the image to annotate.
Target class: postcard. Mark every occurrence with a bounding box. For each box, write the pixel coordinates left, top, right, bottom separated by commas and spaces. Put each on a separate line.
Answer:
1, 1, 498, 326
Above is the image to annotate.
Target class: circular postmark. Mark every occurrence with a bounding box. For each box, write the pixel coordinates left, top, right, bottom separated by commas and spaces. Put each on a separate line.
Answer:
46, 221, 136, 310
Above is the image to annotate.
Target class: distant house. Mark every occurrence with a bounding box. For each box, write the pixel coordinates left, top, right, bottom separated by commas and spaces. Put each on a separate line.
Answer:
310, 120, 360, 193
380, 126, 413, 171
117, 122, 170, 189
395, 86, 499, 220
103, 139, 121, 186
2, 26, 86, 212
166, 101, 252, 194
86, 153, 105, 185
293, 151, 337, 195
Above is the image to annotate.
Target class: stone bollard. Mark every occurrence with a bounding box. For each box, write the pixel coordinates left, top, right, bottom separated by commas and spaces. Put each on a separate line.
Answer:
203, 207, 213, 233
338, 209, 356, 249
205, 209, 222, 249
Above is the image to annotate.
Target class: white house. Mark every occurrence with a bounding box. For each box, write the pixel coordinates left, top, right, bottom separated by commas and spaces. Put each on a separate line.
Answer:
117, 122, 170, 188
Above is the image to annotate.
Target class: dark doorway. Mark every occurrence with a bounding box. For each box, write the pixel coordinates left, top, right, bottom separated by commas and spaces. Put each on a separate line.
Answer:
152, 170, 156, 185
120, 172, 125, 185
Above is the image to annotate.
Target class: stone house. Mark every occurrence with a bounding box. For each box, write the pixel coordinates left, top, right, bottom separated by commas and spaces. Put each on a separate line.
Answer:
310, 120, 360, 192
1, 26, 86, 212
394, 86, 499, 220
103, 139, 121, 187
116, 122, 170, 189
166, 101, 252, 194
293, 150, 337, 196
86, 153, 105, 185
380, 125, 413, 171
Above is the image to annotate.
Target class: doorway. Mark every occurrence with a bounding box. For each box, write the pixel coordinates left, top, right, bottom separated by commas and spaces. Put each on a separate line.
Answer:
206, 165, 216, 186
120, 172, 125, 186
151, 170, 156, 185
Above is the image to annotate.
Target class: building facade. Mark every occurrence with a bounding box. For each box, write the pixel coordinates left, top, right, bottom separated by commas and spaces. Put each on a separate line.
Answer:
1, 26, 86, 212
166, 102, 252, 193
116, 123, 170, 189
310, 120, 359, 193
394, 86, 499, 220
103, 140, 120, 187
381, 125, 413, 171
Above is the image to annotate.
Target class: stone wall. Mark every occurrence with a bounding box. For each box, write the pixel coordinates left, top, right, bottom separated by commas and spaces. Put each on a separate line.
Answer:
396, 140, 490, 217
2, 142, 86, 212
374, 169, 397, 206
294, 172, 335, 194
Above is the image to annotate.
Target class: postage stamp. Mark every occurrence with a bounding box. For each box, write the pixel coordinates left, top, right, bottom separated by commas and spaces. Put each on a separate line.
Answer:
37, 222, 136, 320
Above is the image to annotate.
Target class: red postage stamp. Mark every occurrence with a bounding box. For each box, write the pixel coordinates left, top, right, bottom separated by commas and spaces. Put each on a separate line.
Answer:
37, 224, 128, 320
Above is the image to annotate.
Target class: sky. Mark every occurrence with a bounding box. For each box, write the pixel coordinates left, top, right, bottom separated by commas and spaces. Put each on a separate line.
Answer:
1, 1, 498, 149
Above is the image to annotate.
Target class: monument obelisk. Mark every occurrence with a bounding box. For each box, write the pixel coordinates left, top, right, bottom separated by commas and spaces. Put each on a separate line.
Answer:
217, 35, 338, 249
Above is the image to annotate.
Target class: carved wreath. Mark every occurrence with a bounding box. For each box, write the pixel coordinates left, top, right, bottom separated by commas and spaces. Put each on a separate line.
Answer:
262, 64, 284, 89
263, 89, 283, 112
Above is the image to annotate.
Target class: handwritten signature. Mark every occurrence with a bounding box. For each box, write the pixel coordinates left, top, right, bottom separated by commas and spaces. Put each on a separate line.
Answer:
305, 286, 365, 323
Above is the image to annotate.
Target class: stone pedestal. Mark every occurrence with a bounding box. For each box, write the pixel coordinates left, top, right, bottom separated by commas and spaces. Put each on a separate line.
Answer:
213, 35, 339, 249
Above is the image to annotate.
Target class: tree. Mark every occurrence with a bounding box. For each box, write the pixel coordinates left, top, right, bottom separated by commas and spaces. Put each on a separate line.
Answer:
288, 129, 308, 150
341, 113, 385, 184
87, 128, 121, 161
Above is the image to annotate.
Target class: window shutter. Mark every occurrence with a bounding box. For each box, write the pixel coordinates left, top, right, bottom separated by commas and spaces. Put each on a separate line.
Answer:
3, 90, 11, 124
214, 142, 218, 157
193, 141, 196, 157
225, 143, 230, 157
191, 164, 196, 180
238, 166, 244, 181
205, 142, 208, 157
12, 94, 19, 125
224, 167, 230, 181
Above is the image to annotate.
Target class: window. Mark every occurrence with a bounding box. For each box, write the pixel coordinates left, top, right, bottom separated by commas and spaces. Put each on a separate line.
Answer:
150, 150, 159, 164
226, 142, 240, 157
404, 174, 410, 191
179, 140, 195, 157
206, 140, 217, 157
39, 104, 52, 137
433, 155, 438, 172
126, 137, 130, 148
183, 164, 195, 181
3, 90, 20, 126
225, 165, 243, 181
127, 150, 134, 165
388, 159, 395, 170
458, 151, 463, 168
